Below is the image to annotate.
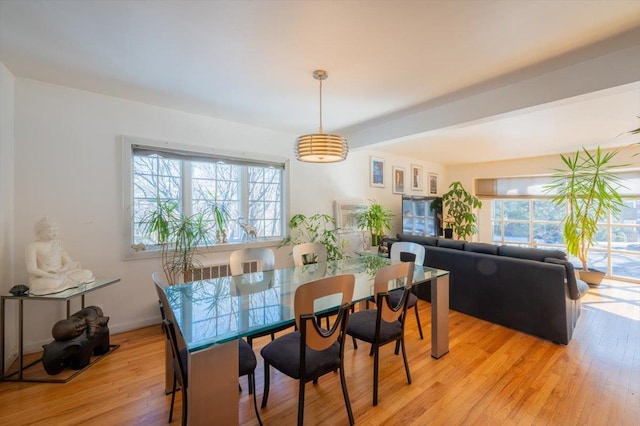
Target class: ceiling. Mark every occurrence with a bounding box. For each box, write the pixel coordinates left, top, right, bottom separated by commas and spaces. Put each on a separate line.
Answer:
1, 1, 639, 164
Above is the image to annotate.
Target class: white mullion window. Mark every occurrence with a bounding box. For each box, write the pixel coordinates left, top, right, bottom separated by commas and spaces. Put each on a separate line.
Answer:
129, 140, 286, 249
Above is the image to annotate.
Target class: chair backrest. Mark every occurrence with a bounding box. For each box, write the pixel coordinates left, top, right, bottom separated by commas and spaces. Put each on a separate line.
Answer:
373, 262, 414, 323
162, 317, 188, 388
390, 241, 425, 266
154, 277, 189, 354
294, 274, 355, 351
229, 247, 275, 276
152, 271, 170, 320
292, 242, 328, 266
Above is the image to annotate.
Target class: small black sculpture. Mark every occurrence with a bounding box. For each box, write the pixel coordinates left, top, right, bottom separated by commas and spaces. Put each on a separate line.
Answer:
42, 305, 110, 375
9, 284, 29, 296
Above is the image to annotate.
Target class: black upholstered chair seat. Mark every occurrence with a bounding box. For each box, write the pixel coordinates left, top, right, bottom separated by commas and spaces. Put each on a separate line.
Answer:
347, 309, 402, 345
260, 331, 341, 380
388, 289, 417, 308
239, 338, 258, 377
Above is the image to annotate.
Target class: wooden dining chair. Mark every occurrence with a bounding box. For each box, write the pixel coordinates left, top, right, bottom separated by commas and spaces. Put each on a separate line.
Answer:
292, 241, 339, 328
153, 275, 262, 426
260, 274, 356, 426
389, 241, 425, 339
292, 242, 328, 266
346, 262, 414, 406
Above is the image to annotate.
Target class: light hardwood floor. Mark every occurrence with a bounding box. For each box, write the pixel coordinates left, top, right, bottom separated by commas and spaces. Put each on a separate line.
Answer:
1, 279, 638, 425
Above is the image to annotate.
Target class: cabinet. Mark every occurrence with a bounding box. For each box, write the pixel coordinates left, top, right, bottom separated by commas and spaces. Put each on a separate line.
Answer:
402, 195, 440, 237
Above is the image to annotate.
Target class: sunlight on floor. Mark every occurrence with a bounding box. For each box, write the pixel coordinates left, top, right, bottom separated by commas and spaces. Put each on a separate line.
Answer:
581, 279, 640, 321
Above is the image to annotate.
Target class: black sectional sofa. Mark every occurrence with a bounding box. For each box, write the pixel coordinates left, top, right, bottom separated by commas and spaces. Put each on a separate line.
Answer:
388, 234, 589, 344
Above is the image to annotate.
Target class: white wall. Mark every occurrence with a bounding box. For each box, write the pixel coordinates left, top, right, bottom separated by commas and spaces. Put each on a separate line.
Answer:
8, 77, 431, 355
0, 63, 16, 370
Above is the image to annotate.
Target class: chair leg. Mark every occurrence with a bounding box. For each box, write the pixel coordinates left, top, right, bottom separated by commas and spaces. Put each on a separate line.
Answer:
250, 373, 263, 426
339, 364, 355, 425
261, 361, 270, 408
400, 337, 412, 385
297, 380, 306, 426
313, 378, 318, 385
414, 304, 424, 339
169, 373, 177, 423
352, 336, 358, 349
373, 344, 380, 406
270, 333, 275, 341
181, 387, 188, 426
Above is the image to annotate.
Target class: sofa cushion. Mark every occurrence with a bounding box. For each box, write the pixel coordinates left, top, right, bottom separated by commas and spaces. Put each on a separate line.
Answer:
437, 238, 465, 250
396, 233, 438, 246
464, 242, 499, 255
576, 279, 589, 298
498, 245, 566, 262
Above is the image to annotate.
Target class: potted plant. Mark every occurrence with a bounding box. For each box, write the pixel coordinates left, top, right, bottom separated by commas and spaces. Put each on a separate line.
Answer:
211, 201, 231, 244
429, 196, 444, 237
356, 200, 394, 247
142, 199, 211, 284
545, 147, 627, 285
442, 181, 483, 241
280, 213, 346, 261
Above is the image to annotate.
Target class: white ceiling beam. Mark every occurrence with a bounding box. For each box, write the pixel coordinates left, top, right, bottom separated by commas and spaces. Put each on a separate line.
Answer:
345, 41, 640, 149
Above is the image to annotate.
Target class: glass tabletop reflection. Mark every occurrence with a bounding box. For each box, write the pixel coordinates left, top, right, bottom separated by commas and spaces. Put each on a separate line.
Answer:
164, 256, 448, 352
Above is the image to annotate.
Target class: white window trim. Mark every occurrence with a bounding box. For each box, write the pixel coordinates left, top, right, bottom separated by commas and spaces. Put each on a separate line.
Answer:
120, 135, 290, 260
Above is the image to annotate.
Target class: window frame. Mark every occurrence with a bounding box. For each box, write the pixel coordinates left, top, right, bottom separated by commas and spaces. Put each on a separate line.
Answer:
121, 136, 290, 260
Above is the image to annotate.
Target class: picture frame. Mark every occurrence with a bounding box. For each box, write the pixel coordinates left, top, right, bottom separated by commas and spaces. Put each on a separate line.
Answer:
392, 166, 405, 194
333, 199, 367, 232
370, 156, 385, 187
411, 164, 423, 191
429, 173, 438, 195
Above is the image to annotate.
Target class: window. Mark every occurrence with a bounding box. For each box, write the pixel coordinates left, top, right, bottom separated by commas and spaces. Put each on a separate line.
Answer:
127, 140, 286, 249
492, 198, 640, 282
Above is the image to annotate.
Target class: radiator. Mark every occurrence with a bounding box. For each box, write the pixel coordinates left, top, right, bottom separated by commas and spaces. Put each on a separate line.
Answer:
189, 261, 259, 281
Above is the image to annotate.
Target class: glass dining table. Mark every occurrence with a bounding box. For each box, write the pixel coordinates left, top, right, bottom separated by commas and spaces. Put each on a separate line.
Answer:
163, 255, 449, 425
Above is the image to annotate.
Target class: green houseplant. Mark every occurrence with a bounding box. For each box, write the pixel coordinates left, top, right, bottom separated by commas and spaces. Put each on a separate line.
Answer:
211, 202, 231, 244
429, 196, 444, 237
442, 181, 483, 241
142, 199, 210, 284
280, 213, 346, 261
356, 200, 394, 246
545, 147, 627, 284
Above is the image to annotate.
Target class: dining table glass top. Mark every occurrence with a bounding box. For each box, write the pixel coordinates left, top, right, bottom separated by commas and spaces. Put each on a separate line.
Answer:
164, 255, 449, 352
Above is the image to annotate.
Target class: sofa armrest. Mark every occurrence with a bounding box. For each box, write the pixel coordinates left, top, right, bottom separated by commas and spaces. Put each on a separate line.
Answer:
544, 257, 583, 300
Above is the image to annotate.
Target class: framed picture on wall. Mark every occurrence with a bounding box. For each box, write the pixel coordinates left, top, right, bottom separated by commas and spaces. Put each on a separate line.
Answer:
392, 166, 405, 194
370, 156, 385, 187
411, 164, 423, 191
429, 173, 438, 195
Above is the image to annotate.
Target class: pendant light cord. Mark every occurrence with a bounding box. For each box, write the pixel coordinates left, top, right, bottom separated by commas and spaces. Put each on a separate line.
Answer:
318, 78, 323, 134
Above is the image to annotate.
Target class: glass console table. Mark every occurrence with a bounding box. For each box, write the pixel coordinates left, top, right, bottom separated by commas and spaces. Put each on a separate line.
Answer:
1, 278, 121, 383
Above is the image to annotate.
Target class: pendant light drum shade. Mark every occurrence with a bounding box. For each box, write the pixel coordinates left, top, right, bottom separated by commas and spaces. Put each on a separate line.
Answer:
295, 70, 348, 163
295, 133, 348, 163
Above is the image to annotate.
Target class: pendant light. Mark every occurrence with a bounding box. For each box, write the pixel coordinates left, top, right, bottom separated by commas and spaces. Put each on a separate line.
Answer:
295, 70, 348, 163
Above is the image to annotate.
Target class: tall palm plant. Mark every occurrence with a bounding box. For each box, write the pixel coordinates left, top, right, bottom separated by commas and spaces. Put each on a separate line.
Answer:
545, 147, 627, 274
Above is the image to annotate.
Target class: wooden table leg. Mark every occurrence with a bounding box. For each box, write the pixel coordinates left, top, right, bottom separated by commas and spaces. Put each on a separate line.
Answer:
188, 340, 239, 425
431, 274, 449, 359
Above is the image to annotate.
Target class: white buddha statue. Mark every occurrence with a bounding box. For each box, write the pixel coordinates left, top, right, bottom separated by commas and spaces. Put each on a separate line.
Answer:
25, 217, 95, 295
